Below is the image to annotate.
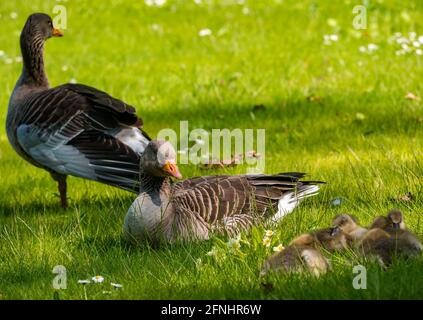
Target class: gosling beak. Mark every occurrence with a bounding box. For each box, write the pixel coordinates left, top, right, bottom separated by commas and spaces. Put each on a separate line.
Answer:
162, 161, 182, 179
52, 28, 64, 37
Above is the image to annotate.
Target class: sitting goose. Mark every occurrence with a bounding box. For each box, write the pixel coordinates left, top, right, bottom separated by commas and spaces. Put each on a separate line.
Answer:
124, 140, 323, 244
6, 13, 150, 208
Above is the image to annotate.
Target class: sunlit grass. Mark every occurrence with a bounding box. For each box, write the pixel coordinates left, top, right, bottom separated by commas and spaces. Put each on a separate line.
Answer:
0, 0, 422, 299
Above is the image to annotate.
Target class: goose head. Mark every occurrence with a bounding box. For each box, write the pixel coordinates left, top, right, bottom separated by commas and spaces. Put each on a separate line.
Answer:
18, 13, 63, 86
140, 140, 182, 180
22, 13, 63, 41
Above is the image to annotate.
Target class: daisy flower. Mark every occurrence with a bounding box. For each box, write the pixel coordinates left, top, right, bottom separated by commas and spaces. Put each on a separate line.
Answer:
78, 279, 90, 285
199, 29, 212, 37
262, 237, 271, 247
265, 230, 274, 237
92, 275, 104, 283
273, 244, 285, 252
110, 282, 123, 289
227, 237, 241, 251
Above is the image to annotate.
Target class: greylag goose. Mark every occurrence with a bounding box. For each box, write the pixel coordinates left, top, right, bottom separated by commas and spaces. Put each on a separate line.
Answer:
6, 13, 150, 208
124, 140, 323, 244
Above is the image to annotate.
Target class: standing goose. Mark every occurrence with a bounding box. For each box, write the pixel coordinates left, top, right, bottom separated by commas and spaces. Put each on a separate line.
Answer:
6, 13, 150, 208
124, 140, 323, 244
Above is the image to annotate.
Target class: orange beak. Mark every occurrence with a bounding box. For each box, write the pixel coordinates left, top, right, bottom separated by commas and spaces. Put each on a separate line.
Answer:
52, 28, 64, 37
162, 161, 182, 179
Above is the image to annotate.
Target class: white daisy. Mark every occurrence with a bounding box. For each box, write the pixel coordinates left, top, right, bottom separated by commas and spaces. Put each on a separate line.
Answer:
367, 43, 378, 52
199, 28, 212, 37
0, 50, 5, 57
78, 279, 90, 285
273, 244, 285, 252
265, 230, 274, 237
401, 43, 410, 52
4, 58, 13, 65
92, 275, 104, 283
262, 237, 271, 248
15, 56, 23, 63
61, 65, 69, 71
110, 282, 123, 289
10, 12, 18, 19
227, 236, 241, 251
416, 49, 423, 56
329, 34, 338, 41
69, 78, 77, 84
155, 0, 166, 7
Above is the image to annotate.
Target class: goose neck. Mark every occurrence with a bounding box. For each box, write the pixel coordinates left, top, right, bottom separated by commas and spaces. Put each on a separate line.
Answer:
19, 29, 49, 87
139, 169, 172, 195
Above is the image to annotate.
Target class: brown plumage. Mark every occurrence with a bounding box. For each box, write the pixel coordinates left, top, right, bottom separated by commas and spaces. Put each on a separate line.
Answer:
7, 13, 150, 208
332, 213, 368, 242
358, 210, 422, 266
260, 227, 349, 277
124, 140, 323, 244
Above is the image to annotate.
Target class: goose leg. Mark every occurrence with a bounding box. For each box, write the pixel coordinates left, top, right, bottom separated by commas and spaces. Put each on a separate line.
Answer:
51, 172, 68, 208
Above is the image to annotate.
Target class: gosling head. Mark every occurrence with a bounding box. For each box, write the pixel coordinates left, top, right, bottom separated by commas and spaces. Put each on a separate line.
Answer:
314, 226, 350, 251
140, 140, 182, 179
332, 214, 359, 233
387, 209, 405, 230
369, 216, 389, 229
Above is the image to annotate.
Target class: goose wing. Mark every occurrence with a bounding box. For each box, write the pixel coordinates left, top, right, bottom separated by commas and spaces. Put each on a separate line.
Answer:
171, 173, 319, 231
15, 83, 150, 192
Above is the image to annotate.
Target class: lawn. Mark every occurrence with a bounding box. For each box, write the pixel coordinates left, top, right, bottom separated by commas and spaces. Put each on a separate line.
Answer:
0, 0, 422, 300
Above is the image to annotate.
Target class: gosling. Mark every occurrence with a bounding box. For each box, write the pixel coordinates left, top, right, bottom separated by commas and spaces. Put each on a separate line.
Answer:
332, 214, 368, 242
358, 210, 422, 266
260, 227, 350, 277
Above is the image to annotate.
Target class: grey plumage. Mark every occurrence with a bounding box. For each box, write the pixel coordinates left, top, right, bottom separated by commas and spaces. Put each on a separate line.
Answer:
124, 140, 323, 244
332, 213, 368, 242
7, 13, 150, 207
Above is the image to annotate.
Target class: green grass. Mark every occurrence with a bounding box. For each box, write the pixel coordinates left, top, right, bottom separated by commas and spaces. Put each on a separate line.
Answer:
1, 0, 423, 299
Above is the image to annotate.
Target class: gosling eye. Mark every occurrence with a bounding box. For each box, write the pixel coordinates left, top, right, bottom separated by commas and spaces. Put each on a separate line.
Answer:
330, 227, 341, 237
